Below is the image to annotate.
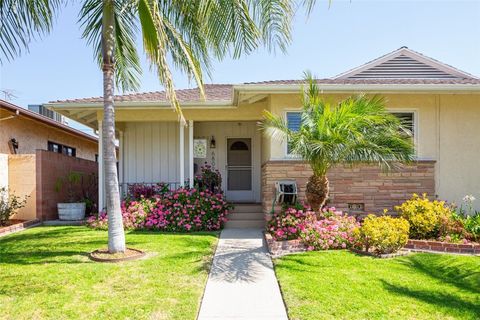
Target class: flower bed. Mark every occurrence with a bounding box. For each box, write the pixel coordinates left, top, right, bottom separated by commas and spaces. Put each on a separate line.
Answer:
87, 187, 232, 232
405, 239, 480, 254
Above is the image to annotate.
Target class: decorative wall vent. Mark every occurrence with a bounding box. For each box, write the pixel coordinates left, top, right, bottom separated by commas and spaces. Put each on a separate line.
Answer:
348, 203, 365, 211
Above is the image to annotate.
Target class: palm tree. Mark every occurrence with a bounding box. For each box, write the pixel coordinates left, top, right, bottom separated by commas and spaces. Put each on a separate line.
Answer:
1, 0, 297, 253
261, 74, 415, 213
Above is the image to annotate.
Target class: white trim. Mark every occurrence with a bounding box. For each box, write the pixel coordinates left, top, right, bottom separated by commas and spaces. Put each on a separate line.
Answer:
284, 110, 302, 158
179, 121, 185, 186
188, 120, 194, 188
388, 108, 419, 155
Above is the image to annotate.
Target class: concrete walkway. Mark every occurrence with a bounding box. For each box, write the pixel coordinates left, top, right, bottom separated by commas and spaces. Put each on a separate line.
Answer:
198, 228, 288, 320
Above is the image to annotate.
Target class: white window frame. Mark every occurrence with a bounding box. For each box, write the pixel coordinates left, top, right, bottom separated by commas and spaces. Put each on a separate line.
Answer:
388, 108, 419, 156
283, 108, 419, 158
284, 110, 302, 158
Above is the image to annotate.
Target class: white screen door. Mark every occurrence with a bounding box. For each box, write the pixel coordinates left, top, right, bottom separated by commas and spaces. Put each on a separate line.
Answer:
226, 138, 253, 202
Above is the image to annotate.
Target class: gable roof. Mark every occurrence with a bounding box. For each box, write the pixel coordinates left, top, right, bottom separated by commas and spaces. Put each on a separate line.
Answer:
0, 99, 97, 143
48, 47, 480, 107
334, 47, 478, 80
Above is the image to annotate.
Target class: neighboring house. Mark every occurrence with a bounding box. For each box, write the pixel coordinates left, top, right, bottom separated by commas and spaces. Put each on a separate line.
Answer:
0, 100, 99, 221
0, 100, 98, 160
46, 47, 480, 218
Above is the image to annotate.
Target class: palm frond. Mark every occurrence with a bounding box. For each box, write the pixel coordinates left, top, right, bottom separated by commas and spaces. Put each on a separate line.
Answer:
0, 0, 63, 63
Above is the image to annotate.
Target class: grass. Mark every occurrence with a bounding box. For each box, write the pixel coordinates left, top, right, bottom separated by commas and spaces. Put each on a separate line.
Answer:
0, 226, 218, 320
274, 250, 480, 320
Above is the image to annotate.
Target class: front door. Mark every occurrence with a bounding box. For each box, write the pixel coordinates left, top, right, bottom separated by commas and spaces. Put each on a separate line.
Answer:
226, 138, 253, 202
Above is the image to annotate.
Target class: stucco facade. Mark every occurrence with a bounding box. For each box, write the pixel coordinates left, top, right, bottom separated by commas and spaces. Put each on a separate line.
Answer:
0, 107, 98, 161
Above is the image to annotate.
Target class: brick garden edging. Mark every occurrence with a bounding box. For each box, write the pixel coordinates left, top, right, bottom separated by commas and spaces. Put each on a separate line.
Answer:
264, 232, 308, 257
0, 219, 41, 237
405, 239, 480, 254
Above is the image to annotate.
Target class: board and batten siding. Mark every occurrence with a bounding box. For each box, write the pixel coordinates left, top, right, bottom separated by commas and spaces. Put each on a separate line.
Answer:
123, 122, 191, 184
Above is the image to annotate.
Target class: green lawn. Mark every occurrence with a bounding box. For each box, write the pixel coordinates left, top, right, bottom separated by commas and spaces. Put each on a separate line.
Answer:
0, 226, 218, 320
275, 251, 480, 320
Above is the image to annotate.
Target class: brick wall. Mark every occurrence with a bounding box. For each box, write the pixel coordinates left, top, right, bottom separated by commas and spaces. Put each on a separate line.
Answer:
262, 160, 435, 215
36, 150, 98, 220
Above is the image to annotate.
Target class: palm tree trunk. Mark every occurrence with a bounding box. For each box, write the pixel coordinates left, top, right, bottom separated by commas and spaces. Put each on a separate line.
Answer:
102, 0, 125, 253
305, 174, 329, 216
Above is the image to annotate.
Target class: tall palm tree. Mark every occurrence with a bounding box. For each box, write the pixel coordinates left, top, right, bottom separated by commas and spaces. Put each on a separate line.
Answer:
1, 0, 297, 253
261, 74, 415, 213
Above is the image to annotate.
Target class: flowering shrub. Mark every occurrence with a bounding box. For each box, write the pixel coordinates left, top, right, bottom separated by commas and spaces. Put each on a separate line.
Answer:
300, 208, 359, 250
195, 163, 222, 192
87, 188, 231, 232
353, 215, 410, 254
395, 193, 451, 239
267, 203, 312, 240
127, 183, 169, 200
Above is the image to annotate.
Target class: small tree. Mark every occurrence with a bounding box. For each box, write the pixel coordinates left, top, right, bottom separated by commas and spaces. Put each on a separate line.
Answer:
0, 187, 28, 226
261, 74, 415, 213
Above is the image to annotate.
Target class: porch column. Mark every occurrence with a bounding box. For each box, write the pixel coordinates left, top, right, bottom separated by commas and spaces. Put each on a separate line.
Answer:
98, 120, 104, 212
188, 120, 194, 188
179, 121, 185, 186
119, 130, 124, 196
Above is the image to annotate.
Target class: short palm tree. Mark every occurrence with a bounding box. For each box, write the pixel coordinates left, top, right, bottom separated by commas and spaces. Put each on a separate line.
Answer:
261, 75, 415, 213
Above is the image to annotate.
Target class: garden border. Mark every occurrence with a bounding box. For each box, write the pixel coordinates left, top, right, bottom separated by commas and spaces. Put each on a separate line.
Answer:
264, 232, 308, 257
264, 233, 480, 257
0, 219, 41, 237
405, 239, 480, 254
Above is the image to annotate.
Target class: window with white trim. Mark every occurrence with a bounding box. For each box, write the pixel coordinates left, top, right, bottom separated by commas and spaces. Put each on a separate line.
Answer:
286, 111, 301, 155
391, 112, 415, 138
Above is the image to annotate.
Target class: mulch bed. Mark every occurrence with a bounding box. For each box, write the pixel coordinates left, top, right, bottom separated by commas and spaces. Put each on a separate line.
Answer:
351, 248, 410, 259
89, 248, 146, 263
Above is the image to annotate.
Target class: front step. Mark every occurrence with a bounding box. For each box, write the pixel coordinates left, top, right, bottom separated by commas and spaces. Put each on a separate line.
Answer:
225, 203, 265, 229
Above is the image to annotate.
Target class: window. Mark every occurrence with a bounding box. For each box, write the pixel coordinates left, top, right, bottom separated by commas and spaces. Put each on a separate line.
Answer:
286, 112, 301, 155
48, 141, 76, 157
391, 112, 415, 137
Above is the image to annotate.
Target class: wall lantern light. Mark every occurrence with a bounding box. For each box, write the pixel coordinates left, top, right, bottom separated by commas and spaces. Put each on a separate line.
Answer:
210, 136, 216, 149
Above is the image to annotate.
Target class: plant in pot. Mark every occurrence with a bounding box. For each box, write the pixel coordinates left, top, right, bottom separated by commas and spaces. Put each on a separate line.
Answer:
55, 171, 86, 221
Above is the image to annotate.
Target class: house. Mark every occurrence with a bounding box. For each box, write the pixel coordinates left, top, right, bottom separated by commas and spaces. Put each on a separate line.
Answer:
0, 99, 98, 160
0, 100, 99, 221
46, 47, 480, 223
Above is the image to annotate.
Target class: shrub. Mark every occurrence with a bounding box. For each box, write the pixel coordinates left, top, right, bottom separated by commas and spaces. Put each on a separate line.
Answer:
300, 208, 359, 250
395, 193, 451, 239
87, 188, 231, 232
0, 187, 28, 226
127, 183, 169, 200
267, 203, 312, 240
195, 163, 222, 192
354, 215, 410, 254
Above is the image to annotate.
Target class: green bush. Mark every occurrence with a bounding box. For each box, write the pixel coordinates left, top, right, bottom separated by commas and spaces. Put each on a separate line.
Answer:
354, 215, 410, 254
395, 193, 451, 239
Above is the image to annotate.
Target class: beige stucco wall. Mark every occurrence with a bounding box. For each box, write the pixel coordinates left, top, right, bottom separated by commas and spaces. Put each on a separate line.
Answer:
266, 92, 480, 209
8, 154, 36, 220
0, 109, 98, 161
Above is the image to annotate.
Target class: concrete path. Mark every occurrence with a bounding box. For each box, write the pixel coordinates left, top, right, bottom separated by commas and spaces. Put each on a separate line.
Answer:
197, 228, 288, 320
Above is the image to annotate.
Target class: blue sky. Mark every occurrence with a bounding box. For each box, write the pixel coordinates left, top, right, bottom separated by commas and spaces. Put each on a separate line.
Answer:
1, 0, 479, 134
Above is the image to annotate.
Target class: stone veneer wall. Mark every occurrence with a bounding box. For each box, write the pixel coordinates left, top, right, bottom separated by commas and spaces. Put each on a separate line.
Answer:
262, 160, 435, 215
